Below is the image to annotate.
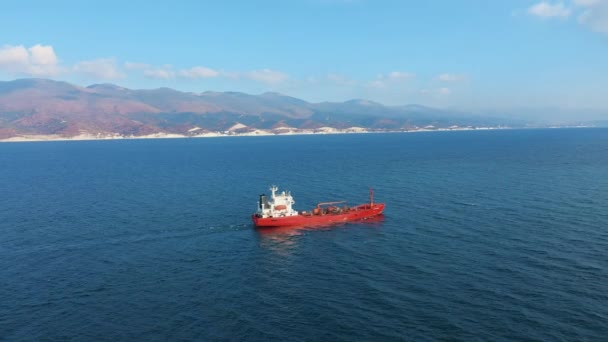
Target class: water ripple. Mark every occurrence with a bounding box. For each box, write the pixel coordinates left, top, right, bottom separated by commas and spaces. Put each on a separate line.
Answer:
1, 129, 608, 340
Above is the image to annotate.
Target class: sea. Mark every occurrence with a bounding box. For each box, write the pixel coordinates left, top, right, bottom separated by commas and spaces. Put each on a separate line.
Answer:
1, 128, 607, 341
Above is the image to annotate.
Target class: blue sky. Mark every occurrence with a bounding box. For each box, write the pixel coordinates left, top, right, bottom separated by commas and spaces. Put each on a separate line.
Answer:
1, 0, 607, 110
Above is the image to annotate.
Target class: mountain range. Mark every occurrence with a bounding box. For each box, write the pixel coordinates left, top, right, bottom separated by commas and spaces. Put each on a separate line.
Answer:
0, 78, 534, 139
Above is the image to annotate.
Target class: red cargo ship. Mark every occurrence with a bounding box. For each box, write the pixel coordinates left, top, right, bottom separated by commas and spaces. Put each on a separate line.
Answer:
252, 186, 385, 227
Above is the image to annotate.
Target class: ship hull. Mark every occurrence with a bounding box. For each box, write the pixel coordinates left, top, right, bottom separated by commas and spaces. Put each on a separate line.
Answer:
252, 203, 385, 227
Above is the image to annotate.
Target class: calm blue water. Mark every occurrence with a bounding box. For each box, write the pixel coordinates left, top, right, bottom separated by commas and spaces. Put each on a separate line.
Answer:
1, 128, 608, 341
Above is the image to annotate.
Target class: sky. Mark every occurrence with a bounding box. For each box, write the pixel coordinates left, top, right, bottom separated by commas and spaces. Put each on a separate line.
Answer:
0, 0, 607, 112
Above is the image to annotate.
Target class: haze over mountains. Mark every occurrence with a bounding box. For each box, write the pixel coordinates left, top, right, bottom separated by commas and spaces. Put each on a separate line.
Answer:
0, 78, 599, 140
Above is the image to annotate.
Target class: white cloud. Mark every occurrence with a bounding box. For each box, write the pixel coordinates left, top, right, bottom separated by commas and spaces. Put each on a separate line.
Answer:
124, 62, 177, 79
368, 80, 385, 88
386, 71, 414, 80
437, 73, 466, 82
179, 66, 219, 79
0, 44, 62, 76
528, 2, 571, 18
368, 71, 414, 88
327, 73, 357, 86
523, 0, 608, 34
73, 58, 125, 80
575, 0, 608, 34
246, 69, 288, 84
420, 87, 451, 96
28, 45, 58, 65
124, 61, 150, 70
222, 71, 240, 80
143, 67, 175, 79
124, 62, 287, 84
305, 76, 319, 84
0, 45, 29, 66
1, 45, 292, 84
574, 0, 601, 6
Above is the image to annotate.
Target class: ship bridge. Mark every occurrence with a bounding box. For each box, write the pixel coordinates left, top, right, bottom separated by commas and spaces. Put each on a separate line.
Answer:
256, 185, 299, 218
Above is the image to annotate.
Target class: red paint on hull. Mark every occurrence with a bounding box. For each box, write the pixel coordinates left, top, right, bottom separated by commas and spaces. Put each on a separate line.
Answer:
252, 203, 385, 227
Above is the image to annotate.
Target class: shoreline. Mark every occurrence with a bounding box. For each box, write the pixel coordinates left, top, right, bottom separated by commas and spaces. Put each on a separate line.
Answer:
0, 126, 595, 143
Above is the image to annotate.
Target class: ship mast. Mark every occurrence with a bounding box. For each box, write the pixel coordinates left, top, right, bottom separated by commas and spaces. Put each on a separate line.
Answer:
370, 187, 374, 206
270, 185, 278, 199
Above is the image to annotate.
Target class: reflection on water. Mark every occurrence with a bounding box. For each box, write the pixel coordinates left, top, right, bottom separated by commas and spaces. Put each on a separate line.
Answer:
254, 226, 304, 256
254, 215, 385, 255
348, 214, 385, 227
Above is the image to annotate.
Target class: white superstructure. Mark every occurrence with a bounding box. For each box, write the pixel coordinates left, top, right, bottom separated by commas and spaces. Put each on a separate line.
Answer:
255, 185, 299, 218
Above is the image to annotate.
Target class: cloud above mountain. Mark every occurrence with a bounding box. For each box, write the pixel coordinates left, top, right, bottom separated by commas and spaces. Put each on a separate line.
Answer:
73, 58, 125, 80
368, 71, 414, 88
0, 44, 62, 77
0, 44, 291, 85
0, 43, 475, 107
245, 69, 289, 84
179, 66, 220, 79
143, 67, 176, 80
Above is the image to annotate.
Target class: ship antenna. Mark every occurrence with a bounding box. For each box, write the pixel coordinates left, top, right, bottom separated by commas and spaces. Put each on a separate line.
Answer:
370, 187, 374, 206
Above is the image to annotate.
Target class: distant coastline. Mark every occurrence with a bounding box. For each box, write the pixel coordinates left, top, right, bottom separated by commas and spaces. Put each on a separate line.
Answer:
0, 125, 595, 143
2, 79, 604, 143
